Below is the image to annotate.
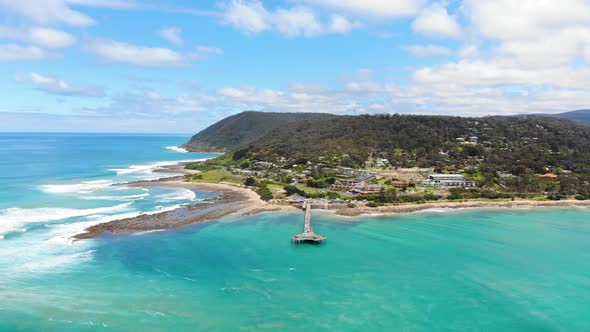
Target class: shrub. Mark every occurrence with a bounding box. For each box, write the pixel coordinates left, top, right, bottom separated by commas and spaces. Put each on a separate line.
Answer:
284, 185, 305, 196
243, 177, 258, 187
327, 191, 341, 199
256, 186, 273, 201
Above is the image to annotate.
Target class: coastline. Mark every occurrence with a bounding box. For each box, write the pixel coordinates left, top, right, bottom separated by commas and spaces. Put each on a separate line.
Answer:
75, 177, 297, 239
332, 199, 590, 217
74, 161, 590, 239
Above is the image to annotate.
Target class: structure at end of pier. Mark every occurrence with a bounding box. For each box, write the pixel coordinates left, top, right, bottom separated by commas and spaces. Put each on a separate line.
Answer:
291, 200, 327, 244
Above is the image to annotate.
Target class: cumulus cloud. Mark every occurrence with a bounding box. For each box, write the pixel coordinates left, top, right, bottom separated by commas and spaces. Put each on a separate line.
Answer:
0, 26, 76, 48
0, 0, 136, 26
463, 0, 590, 41
303, 0, 424, 18
0, 44, 48, 61
223, 0, 270, 34
329, 15, 360, 33
14, 72, 104, 97
88, 39, 223, 66
197, 46, 223, 55
412, 3, 461, 39
89, 39, 191, 67
403, 44, 452, 57
66, 0, 136, 8
222, 0, 359, 37
158, 27, 183, 45
0, 0, 94, 26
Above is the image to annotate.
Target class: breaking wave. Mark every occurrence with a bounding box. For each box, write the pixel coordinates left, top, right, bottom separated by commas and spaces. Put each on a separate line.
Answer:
0, 203, 133, 237
165, 146, 188, 153
40, 180, 115, 194
154, 188, 196, 202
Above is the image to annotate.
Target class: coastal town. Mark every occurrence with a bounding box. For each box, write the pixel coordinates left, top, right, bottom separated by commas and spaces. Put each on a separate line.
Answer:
185, 133, 589, 210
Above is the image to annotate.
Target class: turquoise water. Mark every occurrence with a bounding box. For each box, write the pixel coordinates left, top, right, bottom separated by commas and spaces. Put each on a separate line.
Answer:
2, 134, 590, 331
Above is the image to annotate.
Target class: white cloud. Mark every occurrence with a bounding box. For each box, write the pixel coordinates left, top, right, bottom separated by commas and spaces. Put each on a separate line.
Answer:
14, 72, 104, 97
329, 15, 360, 33
223, 0, 270, 34
0, 26, 76, 48
412, 3, 461, 39
0, 0, 95, 26
197, 46, 224, 55
0, 44, 48, 61
303, 0, 424, 18
273, 7, 323, 37
463, 0, 590, 41
158, 27, 183, 45
459, 44, 479, 58
0, 0, 136, 26
403, 44, 452, 57
88, 39, 222, 67
89, 39, 191, 67
65, 0, 137, 8
222, 0, 358, 37
413, 59, 590, 89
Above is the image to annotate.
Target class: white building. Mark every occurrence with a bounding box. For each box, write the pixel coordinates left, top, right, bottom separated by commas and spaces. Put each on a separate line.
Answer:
421, 174, 476, 187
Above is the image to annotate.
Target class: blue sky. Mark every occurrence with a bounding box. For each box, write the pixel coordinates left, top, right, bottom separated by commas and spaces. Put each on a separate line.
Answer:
0, 0, 589, 133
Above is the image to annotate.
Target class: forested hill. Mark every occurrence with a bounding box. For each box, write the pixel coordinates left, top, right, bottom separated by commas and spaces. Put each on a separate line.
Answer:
182, 111, 336, 152
517, 110, 590, 125
191, 112, 590, 178
552, 109, 590, 124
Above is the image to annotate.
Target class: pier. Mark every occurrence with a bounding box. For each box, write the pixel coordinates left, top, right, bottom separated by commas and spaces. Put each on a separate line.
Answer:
291, 200, 327, 244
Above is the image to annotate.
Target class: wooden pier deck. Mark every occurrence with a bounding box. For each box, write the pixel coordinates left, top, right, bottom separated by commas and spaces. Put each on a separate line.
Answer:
291, 200, 326, 244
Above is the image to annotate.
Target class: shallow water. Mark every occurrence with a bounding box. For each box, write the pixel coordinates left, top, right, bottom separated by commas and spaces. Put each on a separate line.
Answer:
2, 134, 590, 331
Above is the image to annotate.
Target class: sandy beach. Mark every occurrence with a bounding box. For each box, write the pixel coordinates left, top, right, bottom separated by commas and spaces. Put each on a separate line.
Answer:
333, 199, 590, 217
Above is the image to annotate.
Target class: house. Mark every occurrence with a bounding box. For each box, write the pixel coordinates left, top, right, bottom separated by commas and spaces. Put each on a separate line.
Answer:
420, 174, 477, 187
398, 167, 432, 174
351, 183, 383, 195
497, 171, 515, 178
390, 180, 409, 188
285, 194, 307, 204
538, 173, 558, 179
331, 179, 362, 191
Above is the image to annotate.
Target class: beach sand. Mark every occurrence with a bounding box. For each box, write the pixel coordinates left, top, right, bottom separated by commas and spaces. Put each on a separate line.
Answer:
334, 199, 590, 217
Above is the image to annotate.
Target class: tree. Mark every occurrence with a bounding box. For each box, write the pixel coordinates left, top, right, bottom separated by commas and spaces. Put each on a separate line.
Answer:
244, 177, 258, 187
327, 191, 341, 199
256, 186, 273, 201
284, 185, 305, 196
281, 174, 294, 184
239, 160, 250, 169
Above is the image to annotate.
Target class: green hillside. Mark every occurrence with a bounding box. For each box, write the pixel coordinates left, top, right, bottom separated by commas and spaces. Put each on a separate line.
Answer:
182, 111, 336, 152
234, 114, 590, 174
517, 110, 590, 125
186, 111, 590, 198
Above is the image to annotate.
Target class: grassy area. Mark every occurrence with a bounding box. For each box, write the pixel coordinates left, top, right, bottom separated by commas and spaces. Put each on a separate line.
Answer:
187, 169, 243, 185
267, 183, 287, 192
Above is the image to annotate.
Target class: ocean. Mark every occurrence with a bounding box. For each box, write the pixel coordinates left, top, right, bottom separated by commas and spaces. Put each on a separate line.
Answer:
1, 133, 590, 331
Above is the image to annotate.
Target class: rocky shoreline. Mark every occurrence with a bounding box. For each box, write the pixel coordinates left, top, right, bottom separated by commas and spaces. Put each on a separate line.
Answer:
74, 178, 295, 239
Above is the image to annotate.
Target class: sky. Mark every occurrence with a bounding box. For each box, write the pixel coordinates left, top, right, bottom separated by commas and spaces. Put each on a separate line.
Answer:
0, 0, 589, 133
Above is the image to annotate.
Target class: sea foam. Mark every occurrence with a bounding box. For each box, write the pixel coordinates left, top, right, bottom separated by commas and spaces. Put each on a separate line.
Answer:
40, 180, 115, 194
0, 203, 132, 237
109, 158, 206, 179
154, 188, 196, 202
165, 146, 188, 153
